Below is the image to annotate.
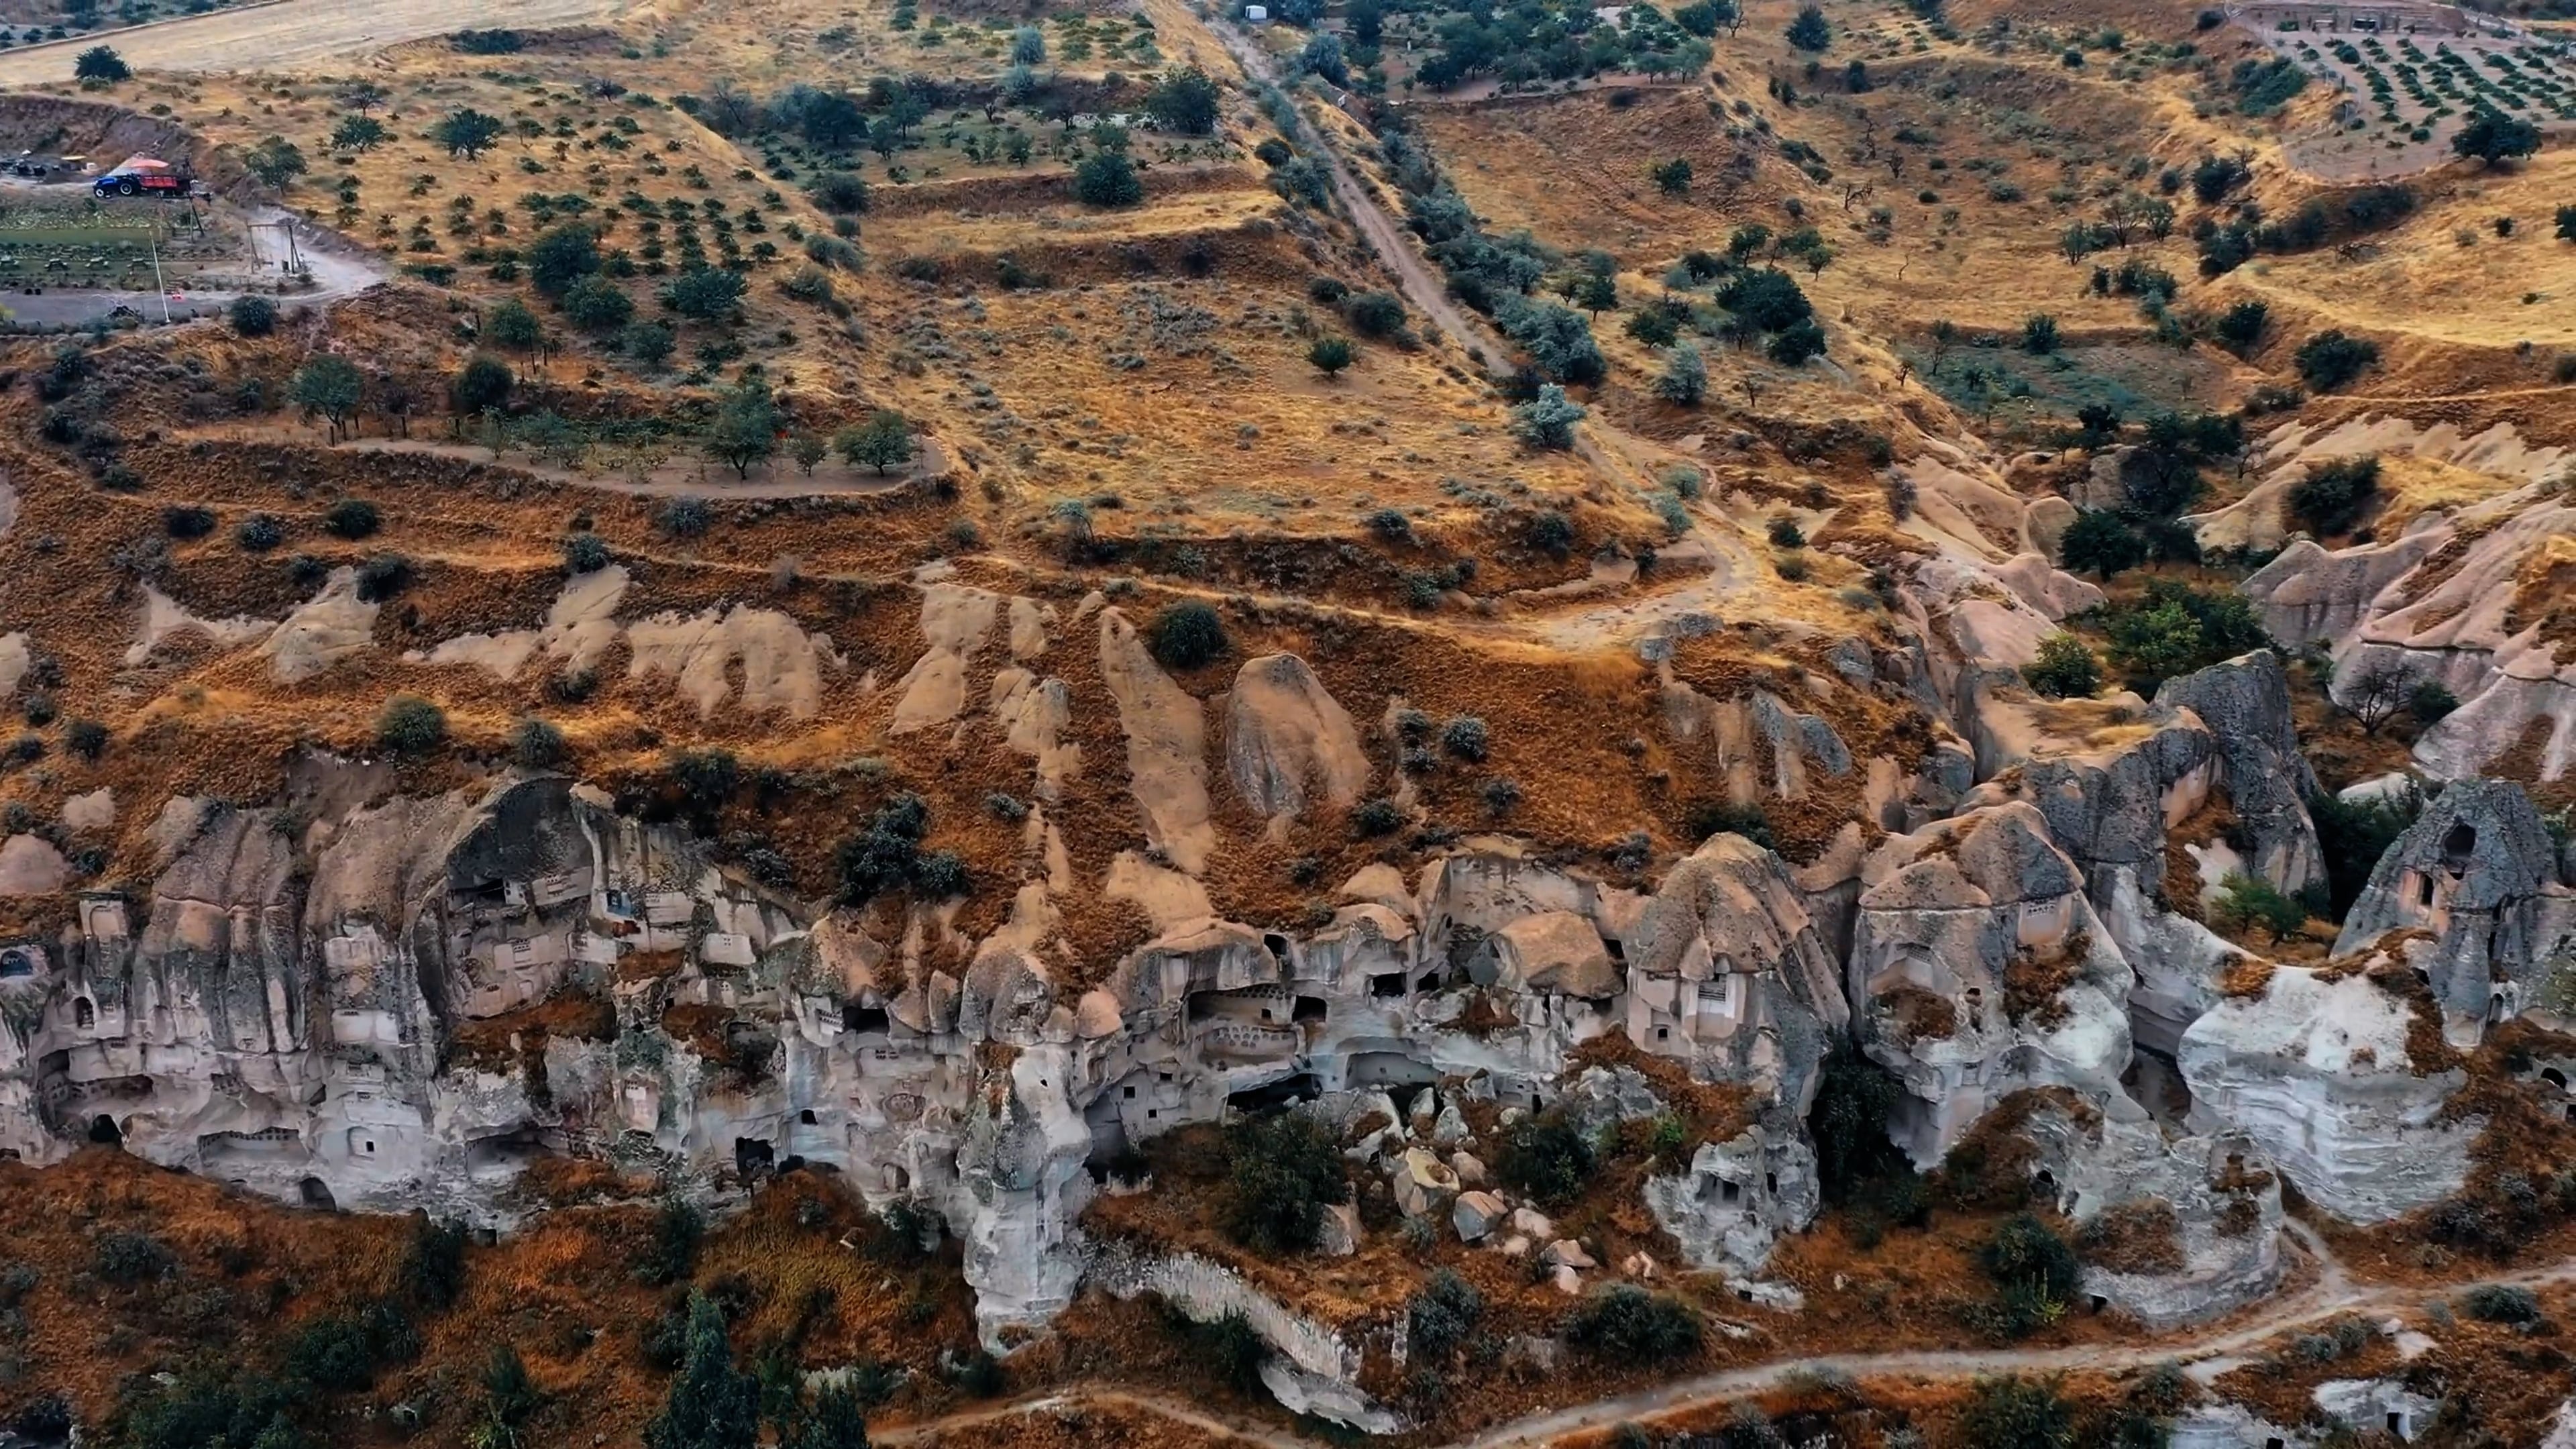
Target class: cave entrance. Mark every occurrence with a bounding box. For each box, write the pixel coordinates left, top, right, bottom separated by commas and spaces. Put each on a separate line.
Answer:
1226, 1074, 1318, 1115
299, 1177, 336, 1209
87, 1114, 121, 1147
2442, 822, 2477, 875
735, 1137, 776, 1178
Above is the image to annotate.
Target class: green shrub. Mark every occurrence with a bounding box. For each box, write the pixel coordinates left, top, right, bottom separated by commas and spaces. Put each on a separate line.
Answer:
2461, 1283, 2542, 1324
2059, 508, 2145, 580
658, 496, 712, 537
325, 498, 380, 540
1147, 602, 1228, 669
633, 1197, 704, 1287
1352, 798, 1403, 837
1954, 1373, 2077, 1449
1564, 1285, 1702, 1362
95, 1230, 176, 1284
2210, 872, 2306, 937
1497, 1111, 1596, 1208
236, 514, 286, 551
229, 294, 278, 337
375, 696, 446, 753
1441, 715, 1489, 762
1407, 1269, 1483, 1360
2410, 681, 2459, 724
2022, 633, 2102, 699
285, 1300, 418, 1390
511, 718, 566, 769
1073, 152, 1144, 207
398, 1216, 469, 1311
2288, 454, 2380, 536
2295, 330, 2380, 392
562, 533, 611, 574
1974, 1216, 2079, 1340
1222, 1111, 1350, 1254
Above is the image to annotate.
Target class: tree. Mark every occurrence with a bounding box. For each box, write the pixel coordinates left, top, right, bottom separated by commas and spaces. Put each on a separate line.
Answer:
1767, 317, 1827, 366
783, 1380, 873, 1449
485, 297, 543, 352
1785, 3, 1831, 50
1307, 335, 1354, 377
2287, 453, 2379, 536
1221, 1112, 1350, 1253
1652, 342, 1707, 405
1149, 602, 1228, 669
2340, 657, 2416, 736
1073, 152, 1143, 208
623, 322, 677, 370
1574, 270, 1618, 316
1146, 66, 1222, 135
527, 224, 601, 298
2023, 633, 2102, 698
835, 410, 916, 475
331, 115, 389, 152
229, 294, 278, 338
1010, 23, 1046, 64
660, 268, 747, 320
2454, 106, 2540, 166
1651, 158, 1693, 196
2560, 205, 2576, 242
1299, 32, 1347, 85
433, 107, 505, 159
810, 172, 870, 215
800, 91, 865, 149
450, 353, 513, 415
645, 1293, 759, 1449
2059, 508, 2146, 580
703, 376, 780, 480
1511, 384, 1587, 449
72, 45, 127, 82
1564, 1286, 1702, 1362
561, 274, 635, 331
339, 80, 388, 115
291, 356, 364, 441
246, 136, 308, 190
2295, 329, 2380, 392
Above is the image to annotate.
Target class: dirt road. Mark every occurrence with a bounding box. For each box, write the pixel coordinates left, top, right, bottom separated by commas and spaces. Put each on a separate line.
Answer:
867, 1221, 2576, 1448
0, 0, 627, 82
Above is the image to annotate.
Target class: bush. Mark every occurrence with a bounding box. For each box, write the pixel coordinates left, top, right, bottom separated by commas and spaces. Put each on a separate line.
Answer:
658, 496, 712, 537
229, 294, 278, 337
1974, 1216, 2079, 1340
398, 1216, 469, 1311
1408, 1269, 1484, 1360
562, 533, 611, 574
1954, 1374, 2076, 1449
325, 498, 380, 540
810, 170, 871, 215
1308, 335, 1354, 376
1352, 798, 1403, 837
1440, 715, 1488, 762
354, 553, 413, 602
65, 720, 107, 761
562, 274, 635, 331
834, 792, 966, 906
2461, 1283, 2542, 1325
2287, 454, 2380, 536
451, 353, 515, 414
2021, 314, 2060, 354
1564, 1285, 1702, 1362
285, 1301, 419, 1391
1073, 152, 1144, 207
1497, 1111, 1595, 1208
2022, 634, 2102, 699
1222, 1111, 1350, 1253
376, 695, 447, 753
2101, 581, 2272, 689
95, 1230, 176, 1284
2215, 299, 2268, 353
2295, 330, 2380, 392
1766, 516, 1805, 548
164, 505, 217, 539
2058, 508, 2145, 580
2209, 871, 2306, 938
633, 1196, 704, 1286
1346, 290, 1407, 338
511, 717, 566, 769
1147, 602, 1228, 669
236, 513, 286, 551
2410, 681, 2458, 725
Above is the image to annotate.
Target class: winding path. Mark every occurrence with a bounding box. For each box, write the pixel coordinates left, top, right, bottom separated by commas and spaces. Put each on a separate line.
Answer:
864, 1220, 2576, 1448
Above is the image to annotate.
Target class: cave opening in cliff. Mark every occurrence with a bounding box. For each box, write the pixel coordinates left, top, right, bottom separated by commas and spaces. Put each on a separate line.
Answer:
2443, 823, 2477, 875
1226, 1074, 1318, 1114
299, 1177, 336, 1208
1370, 972, 1407, 999
87, 1114, 120, 1147
735, 1136, 776, 1177
1293, 996, 1327, 1024
843, 1002, 891, 1035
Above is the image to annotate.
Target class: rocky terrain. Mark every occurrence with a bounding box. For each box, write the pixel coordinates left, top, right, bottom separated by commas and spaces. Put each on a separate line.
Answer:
0, 0, 2567, 1444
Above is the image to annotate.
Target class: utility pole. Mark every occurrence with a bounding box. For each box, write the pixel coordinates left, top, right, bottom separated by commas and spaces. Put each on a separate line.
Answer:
147, 235, 170, 324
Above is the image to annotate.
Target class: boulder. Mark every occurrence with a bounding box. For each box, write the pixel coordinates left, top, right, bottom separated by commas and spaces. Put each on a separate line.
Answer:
1642, 1124, 1819, 1277
1393, 1146, 1460, 1219
1317, 1202, 1362, 1256
1452, 1190, 1507, 1242
1224, 653, 1368, 831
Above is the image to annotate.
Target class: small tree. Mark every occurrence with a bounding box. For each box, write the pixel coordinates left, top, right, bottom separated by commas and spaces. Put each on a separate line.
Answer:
1010, 24, 1045, 64
485, 297, 543, 352
1511, 384, 1587, 449
450, 354, 514, 415
2287, 454, 2379, 535
1145, 66, 1222, 134
2059, 508, 2146, 580
1653, 342, 1707, 405
1953, 1375, 2076, 1449
1073, 152, 1144, 208
1221, 1112, 1350, 1254
2021, 313, 2060, 354
433, 108, 505, 159
527, 224, 602, 299
1307, 335, 1354, 377
1785, 3, 1831, 50
835, 410, 916, 475
562, 275, 635, 331
702, 376, 781, 480
73, 45, 127, 82
2341, 657, 2416, 736
2023, 633, 2102, 698
790, 433, 828, 477
660, 268, 748, 321
291, 356, 364, 441
645, 1293, 759, 1449
246, 136, 307, 190
228, 294, 278, 338
331, 115, 389, 153
2214, 298, 2268, 354
2295, 329, 2380, 391
1574, 270, 1618, 317
1651, 158, 1693, 196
